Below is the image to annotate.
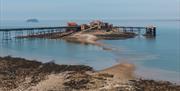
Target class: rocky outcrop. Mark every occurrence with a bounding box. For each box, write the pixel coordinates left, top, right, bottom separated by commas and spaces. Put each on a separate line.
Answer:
0, 56, 179, 91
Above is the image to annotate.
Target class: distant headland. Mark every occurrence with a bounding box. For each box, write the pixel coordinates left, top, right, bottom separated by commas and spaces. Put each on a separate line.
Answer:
26, 19, 39, 23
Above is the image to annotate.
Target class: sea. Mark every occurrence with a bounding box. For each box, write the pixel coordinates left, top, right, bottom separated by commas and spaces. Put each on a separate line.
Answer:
0, 20, 179, 83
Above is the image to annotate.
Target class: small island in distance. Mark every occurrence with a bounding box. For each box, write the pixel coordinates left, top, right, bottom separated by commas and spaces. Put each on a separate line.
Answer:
26, 18, 39, 23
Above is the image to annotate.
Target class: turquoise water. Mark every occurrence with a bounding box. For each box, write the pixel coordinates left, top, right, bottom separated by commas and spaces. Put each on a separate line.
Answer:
0, 20, 179, 83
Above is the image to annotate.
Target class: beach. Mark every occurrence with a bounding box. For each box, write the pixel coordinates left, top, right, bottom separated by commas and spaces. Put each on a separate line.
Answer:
0, 56, 180, 91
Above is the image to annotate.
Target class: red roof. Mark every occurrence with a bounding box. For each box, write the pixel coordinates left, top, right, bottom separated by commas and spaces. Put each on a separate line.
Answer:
67, 22, 78, 26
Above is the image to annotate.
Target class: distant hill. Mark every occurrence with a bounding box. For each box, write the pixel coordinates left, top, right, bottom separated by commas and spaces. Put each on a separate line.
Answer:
26, 19, 39, 23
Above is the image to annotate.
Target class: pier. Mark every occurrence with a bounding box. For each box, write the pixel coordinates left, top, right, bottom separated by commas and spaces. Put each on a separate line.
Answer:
114, 26, 156, 36
0, 22, 156, 40
0, 26, 81, 40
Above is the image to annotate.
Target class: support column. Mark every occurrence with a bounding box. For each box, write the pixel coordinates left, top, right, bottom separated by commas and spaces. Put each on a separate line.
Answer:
15, 31, 23, 38
145, 26, 156, 37
130, 27, 133, 32
3, 31, 11, 40
153, 27, 156, 36
123, 27, 126, 32
138, 28, 141, 35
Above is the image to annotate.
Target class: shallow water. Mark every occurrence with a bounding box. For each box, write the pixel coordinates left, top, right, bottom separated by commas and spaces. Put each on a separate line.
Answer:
0, 20, 179, 83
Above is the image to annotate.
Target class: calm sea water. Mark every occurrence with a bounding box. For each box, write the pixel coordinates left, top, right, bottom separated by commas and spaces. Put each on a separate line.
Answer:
0, 20, 179, 83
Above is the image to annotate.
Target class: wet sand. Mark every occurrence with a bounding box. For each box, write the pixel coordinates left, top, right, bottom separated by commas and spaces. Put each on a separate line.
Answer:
101, 63, 135, 80
64, 33, 113, 51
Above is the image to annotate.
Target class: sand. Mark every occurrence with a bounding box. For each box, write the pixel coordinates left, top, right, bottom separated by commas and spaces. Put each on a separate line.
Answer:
64, 33, 113, 51
101, 63, 135, 81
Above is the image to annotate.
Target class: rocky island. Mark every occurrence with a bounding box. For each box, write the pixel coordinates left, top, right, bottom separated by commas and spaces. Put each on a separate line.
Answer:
26, 19, 39, 23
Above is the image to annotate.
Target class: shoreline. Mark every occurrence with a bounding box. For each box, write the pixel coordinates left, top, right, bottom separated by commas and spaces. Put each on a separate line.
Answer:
0, 52, 179, 84
0, 56, 179, 91
0, 43, 179, 84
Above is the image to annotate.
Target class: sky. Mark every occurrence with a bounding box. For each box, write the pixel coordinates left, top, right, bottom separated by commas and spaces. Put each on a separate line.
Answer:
0, 0, 179, 20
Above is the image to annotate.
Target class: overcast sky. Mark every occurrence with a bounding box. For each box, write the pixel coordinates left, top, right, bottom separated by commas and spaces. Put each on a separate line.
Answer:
0, 0, 179, 20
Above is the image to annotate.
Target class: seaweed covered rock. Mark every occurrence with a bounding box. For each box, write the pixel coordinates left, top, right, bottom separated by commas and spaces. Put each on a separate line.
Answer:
130, 79, 180, 91
0, 56, 179, 91
0, 56, 93, 91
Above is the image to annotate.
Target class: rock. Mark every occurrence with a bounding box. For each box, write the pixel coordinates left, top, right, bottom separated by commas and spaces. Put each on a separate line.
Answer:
0, 56, 93, 91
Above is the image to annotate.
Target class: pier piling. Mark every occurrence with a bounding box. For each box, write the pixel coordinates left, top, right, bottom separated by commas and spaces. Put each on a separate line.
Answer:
145, 26, 156, 37
2, 31, 11, 40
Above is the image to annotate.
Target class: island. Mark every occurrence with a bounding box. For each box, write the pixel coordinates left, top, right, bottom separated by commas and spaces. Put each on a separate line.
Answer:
26, 19, 39, 23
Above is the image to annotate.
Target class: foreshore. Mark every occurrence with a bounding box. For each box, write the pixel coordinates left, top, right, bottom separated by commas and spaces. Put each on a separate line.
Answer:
0, 56, 179, 91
